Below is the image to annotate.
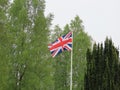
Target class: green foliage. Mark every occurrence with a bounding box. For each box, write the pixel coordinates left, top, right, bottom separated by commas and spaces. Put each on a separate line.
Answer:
69, 16, 92, 90
0, 1, 10, 90
84, 38, 120, 90
52, 25, 70, 90
51, 16, 92, 90
0, 0, 54, 90
0, 0, 92, 90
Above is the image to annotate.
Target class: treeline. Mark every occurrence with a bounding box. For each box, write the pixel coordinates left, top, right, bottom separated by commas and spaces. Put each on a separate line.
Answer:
84, 38, 120, 90
0, 0, 92, 90
1, 0, 120, 90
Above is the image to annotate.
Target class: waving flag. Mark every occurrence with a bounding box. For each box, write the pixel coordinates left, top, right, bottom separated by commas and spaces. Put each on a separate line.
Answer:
48, 32, 72, 57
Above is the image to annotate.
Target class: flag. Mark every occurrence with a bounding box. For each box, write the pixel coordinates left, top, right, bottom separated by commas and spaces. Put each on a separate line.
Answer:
48, 32, 72, 57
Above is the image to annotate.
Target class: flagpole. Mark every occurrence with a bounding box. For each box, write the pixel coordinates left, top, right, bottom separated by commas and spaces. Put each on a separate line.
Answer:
70, 31, 73, 90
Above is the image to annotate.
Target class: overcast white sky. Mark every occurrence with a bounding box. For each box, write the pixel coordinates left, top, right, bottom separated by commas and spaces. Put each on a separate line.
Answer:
45, 0, 120, 48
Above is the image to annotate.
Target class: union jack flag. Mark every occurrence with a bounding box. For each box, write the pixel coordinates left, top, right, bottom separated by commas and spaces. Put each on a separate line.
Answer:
48, 32, 72, 57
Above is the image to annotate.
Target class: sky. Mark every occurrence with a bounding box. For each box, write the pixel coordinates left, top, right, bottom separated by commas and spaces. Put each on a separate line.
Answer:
45, 0, 120, 49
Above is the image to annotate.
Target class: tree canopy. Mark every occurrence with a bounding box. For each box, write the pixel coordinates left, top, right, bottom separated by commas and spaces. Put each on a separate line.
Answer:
84, 38, 120, 90
0, 0, 119, 90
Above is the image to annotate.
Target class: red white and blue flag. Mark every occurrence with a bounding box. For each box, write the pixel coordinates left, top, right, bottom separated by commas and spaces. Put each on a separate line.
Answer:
48, 32, 72, 57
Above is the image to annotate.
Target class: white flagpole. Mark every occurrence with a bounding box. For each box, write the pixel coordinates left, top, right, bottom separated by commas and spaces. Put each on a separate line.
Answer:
70, 31, 73, 90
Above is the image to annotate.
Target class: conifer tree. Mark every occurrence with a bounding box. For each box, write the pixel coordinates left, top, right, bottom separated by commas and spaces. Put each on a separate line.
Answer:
84, 38, 120, 90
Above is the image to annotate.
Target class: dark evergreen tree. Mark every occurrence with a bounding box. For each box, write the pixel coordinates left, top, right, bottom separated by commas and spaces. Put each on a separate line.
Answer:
84, 38, 120, 90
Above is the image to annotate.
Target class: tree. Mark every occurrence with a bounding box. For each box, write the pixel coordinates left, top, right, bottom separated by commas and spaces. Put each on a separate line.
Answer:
70, 16, 92, 90
2, 0, 54, 89
50, 25, 69, 90
0, 0, 11, 90
84, 38, 120, 90
51, 16, 92, 90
